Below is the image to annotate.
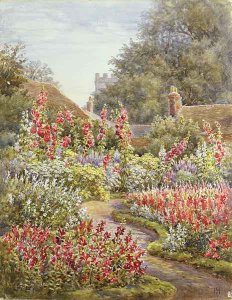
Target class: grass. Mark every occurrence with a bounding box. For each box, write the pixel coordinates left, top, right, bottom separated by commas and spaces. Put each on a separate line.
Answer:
112, 209, 232, 280
0, 275, 176, 300
62, 275, 176, 300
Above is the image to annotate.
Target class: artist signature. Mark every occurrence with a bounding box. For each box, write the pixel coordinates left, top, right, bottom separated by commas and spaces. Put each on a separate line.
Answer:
228, 290, 232, 299
214, 287, 232, 298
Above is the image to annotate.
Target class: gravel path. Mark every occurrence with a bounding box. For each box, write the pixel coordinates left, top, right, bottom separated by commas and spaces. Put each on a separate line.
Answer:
84, 199, 232, 300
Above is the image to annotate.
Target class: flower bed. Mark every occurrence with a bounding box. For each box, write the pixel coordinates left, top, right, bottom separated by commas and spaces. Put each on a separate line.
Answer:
112, 209, 232, 280
128, 184, 232, 260
0, 221, 145, 295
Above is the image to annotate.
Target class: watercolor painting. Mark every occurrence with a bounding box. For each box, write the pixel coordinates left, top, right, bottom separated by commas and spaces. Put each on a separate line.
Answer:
0, 1, 232, 299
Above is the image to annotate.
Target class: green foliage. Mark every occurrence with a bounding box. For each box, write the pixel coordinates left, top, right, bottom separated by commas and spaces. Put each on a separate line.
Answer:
123, 154, 161, 192
112, 209, 167, 240
148, 116, 203, 156
0, 172, 87, 229
0, 44, 26, 96
94, 74, 167, 124
66, 275, 176, 300
23, 159, 109, 202
112, 209, 232, 280
0, 92, 32, 148
70, 164, 110, 201
94, 0, 232, 123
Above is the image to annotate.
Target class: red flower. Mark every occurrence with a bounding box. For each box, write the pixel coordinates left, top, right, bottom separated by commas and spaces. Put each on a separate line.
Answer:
56, 112, 64, 124
43, 134, 51, 143
100, 107, 107, 122
61, 136, 71, 148
37, 128, 44, 137
30, 126, 37, 134
86, 135, 94, 148
37, 91, 48, 106
65, 110, 73, 124
31, 109, 40, 120
103, 153, 110, 169
82, 122, 92, 135
30, 140, 39, 149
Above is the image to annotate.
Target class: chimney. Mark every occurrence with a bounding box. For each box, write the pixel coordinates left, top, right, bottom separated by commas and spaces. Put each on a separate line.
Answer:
168, 86, 182, 117
86, 96, 94, 113
95, 73, 100, 81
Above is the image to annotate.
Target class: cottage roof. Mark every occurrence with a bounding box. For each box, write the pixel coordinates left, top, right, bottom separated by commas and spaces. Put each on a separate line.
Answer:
23, 80, 88, 119
180, 104, 232, 136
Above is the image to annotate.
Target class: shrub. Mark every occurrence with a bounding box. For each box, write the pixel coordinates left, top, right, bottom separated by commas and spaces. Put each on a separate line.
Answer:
70, 164, 110, 201
23, 158, 110, 201
0, 222, 145, 295
163, 224, 188, 252
118, 154, 160, 192
0, 172, 87, 229
148, 116, 203, 157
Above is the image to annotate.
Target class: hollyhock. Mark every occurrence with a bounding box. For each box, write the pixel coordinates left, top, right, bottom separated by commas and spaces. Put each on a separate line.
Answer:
37, 91, 48, 106
30, 126, 37, 134
100, 106, 107, 122
30, 140, 39, 149
165, 139, 188, 162
31, 109, 40, 120
37, 128, 44, 137
82, 122, 92, 135
65, 110, 73, 124
86, 134, 94, 148
43, 134, 51, 143
62, 136, 71, 148
52, 124, 58, 133
56, 112, 64, 124
103, 153, 110, 169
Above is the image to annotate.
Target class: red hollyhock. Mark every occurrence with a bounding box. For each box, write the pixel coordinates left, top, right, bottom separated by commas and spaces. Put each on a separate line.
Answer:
61, 136, 71, 148
103, 153, 110, 169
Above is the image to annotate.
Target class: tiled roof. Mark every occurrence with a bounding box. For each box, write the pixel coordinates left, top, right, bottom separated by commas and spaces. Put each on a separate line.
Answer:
130, 124, 152, 137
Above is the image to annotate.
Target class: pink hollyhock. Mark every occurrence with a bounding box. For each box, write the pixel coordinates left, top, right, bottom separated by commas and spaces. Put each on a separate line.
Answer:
65, 110, 73, 124
56, 112, 64, 124
61, 136, 71, 148
37, 91, 48, 106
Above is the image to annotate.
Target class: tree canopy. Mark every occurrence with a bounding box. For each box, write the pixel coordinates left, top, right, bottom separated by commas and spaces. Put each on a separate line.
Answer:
24, 60, 60, 88
0, 44, 26, 96
94, 0, 232, 124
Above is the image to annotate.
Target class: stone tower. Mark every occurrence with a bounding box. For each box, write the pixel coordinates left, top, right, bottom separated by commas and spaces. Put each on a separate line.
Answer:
95, 73, 117, 93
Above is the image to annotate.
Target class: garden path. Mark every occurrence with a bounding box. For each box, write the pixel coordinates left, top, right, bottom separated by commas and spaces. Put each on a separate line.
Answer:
84, 199, 232, 300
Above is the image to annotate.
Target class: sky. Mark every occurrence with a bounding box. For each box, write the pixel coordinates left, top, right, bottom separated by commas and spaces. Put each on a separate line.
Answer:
0, 0, 151, 106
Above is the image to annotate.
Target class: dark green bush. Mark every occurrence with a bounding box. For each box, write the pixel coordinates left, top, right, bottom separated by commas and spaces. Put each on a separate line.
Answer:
148, 116, 203, 156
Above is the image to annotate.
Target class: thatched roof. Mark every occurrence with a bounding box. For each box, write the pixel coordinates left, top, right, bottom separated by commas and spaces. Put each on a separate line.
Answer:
181, 104, 232, 136
23, 80, 88, 119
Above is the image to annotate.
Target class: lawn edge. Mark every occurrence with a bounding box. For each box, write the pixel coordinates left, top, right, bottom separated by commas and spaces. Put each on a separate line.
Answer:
112, 209, 232, 281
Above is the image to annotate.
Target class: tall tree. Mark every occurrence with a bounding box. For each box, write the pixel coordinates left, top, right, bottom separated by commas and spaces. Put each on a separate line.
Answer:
0, 44, 26, 96
24, 60, 60, 88
94, 0, 232, 123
